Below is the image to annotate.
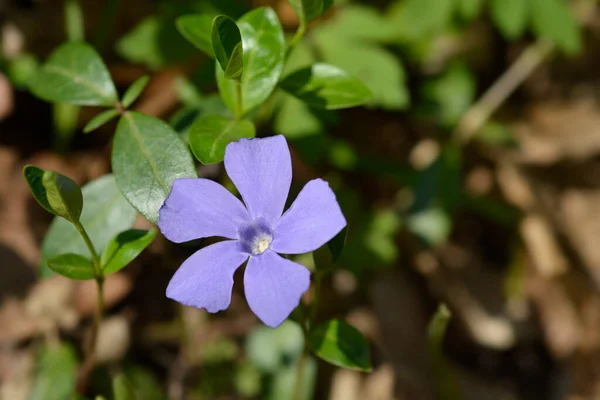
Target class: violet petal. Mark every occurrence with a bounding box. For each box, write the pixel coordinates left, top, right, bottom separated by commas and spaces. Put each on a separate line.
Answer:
271, 179, 346, 254
244, 250, 310, 328
224, 135, 292, 227
166, 240, 248, 313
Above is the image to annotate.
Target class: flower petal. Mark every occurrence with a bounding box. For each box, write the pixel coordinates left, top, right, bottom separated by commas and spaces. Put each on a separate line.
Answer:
224, 135, 292, 227
166, 240, 249, 312
244, 250, 310, 328
158, 178, 250, 243
271, 179, 346, 254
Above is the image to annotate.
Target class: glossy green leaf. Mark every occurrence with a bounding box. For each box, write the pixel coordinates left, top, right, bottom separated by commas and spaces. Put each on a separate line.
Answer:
47, 253, 95, 280
24, 165, 83, 223
309, 319, 372, 371
288, 0, 333, 24
29, 344, 78, 400
280, 63, 372, 110
176, 14, 215, 58
112, 111, 196, 224
40, 174, 137, 278
30, 42, 118, 106
122, 76, 150, 108
84, 109, 120, 133
530, 0, 582, 54
314, 35, 408, 110
217, 7, 286, 116
113, 374, 138, 400
189, 115, 255, 164
490, 0, 528, 39
212, 15, 243, 79
101, 229, 156, 275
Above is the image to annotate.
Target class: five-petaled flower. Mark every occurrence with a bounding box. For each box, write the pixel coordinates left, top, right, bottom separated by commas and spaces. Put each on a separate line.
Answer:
158, 135, 346, 328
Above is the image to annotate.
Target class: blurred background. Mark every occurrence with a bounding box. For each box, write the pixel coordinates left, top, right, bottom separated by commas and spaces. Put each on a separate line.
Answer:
1, 0, 600, 399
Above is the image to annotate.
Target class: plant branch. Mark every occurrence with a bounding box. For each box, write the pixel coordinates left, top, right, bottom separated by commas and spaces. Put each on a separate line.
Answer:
286, 23, 306, 59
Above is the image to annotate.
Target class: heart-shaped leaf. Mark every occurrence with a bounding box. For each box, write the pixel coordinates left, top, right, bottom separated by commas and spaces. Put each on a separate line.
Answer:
30, 42, 118, 106
112, 111, 197, 224
41, 174, 137, 278
280, 63, 372, 110
47, 253, 95, 280
122, 75, 150, 108
189, 115, 255, 164
176, 14, 215, 58
84, 109, 120, 133
309, 319, 372, 372
101, 229, 157, 275
24, 165, 83, 223
212, 15, 243, 79
288, 0, 333, 25
217, 7, 285, 116
113, 374, 138, 400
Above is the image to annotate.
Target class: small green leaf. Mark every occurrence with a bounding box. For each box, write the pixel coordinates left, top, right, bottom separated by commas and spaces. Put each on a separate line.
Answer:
47, 253, 95, 280
212, 15, 243, 79
122, 76, 150, 108
29, 344, 78, 400
101, 229, 157, 275
30, 42, 118, 106
457, 0, 484, 20
113, 374, 138, 400
280, 63, 372, 110
530, 0, 582, 54
490, 0, 528, 39
112, 112, 197, 224
288, 0, 333, 24
309, 319, 372, 372
217, 7, 286, 116
41, 174, 136, 278
24, 165, 83, 223
189, 115, 255, 164
84, 109, 120, 133
176, 14, 215, 58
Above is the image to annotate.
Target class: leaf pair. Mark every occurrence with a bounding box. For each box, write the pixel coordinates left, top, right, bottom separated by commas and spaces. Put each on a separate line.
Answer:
47, 229, 156, 280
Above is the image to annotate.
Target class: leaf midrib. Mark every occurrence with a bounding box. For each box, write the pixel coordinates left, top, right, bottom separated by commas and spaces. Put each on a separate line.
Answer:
124, 112, 170, 194
46, 64, 115, 104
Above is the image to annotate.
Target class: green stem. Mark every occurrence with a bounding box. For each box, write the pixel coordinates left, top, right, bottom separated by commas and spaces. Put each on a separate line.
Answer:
73, 220, 105, 394
286, 23, 306, 59
293, 274, 321, 400
235, 79, 243, 121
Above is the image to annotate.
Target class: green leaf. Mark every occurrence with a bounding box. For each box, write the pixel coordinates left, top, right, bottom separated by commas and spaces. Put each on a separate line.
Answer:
24, 165, 83, 223
112, 111, 197, 224
313, 34, 409, 110
312, 5, 397, 43
113, 374, 138, 400
177, 14, 215, 58
490, 0, 528, 39
427, 304, 461, 399
530, 0, 582, 54
280, 63, 372, 110
84, 109, 120, 133
309, 319, 372, 372
390, 0, 454, 41
457, 0, 484, 20
212, 15, 243, 79
288, 0, 333, 24
246, 321, 305, 373
189, 115, 255, 164
217, 7, 286, 116
29, 344, 78, 400
101, 229, 157, 275
47, 253, 95, 280
40, 174, 136, 278
30, 42, 118, 106
122, 76, 150, 108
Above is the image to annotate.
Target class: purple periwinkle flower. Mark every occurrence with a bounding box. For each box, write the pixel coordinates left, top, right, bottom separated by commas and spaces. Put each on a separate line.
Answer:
158, 135, 346, 328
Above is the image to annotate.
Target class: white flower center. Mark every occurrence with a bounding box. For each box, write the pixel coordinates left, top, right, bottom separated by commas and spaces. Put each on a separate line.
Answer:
252, 235, 272, 255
